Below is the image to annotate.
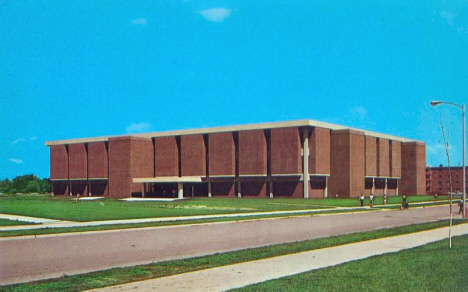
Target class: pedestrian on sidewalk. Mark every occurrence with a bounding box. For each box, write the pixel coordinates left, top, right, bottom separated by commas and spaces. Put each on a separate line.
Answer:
383, 194, 388, 205
434, 193, 438, 202
401, 194, 408, 210
76, 193, 80, 203
459, 199, 464, 214
360, 194, 365, 207
369, 193, 374, 207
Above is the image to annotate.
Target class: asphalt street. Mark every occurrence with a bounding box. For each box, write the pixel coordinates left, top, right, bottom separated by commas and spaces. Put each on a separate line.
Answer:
0, 205, 455, 286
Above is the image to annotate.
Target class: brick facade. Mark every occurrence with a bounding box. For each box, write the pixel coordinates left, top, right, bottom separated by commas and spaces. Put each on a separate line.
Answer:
155, 136, 179, 177
377, 138, 390, 177
108, 137, 153, 198
330, 130, 367, 197
270, 127, 302, 175
130, 138, 154, 194
426, 166, 468, 195
309, 127, 330, 175
400, 142, 426, 195
238, 130, 267, 175
209, 132, 235, 176
47, 120, 425, 198
69, 144, 87, 179
365, 136, 377, 176
390, 141, 402, 177
181, 135, 206, 176
88, 142, 108, 178
50, 145, 68, 180
108, 137, 132, 198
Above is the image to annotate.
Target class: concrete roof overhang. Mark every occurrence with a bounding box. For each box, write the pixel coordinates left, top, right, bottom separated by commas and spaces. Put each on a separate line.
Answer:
133, 176, 204, 183
45, 119, 420, 146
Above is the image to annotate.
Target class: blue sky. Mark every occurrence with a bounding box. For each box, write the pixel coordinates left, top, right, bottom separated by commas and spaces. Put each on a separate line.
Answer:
1, 0, 467, 179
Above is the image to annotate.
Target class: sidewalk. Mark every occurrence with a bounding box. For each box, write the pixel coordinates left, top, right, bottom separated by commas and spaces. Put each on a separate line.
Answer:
88, 223, 468, 292
0, 201, 449, 232
0, 214, 69, 224
0, 207, 364, 232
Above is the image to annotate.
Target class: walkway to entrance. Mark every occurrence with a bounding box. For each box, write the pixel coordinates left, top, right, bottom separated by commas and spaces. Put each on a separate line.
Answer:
0, 201, 451, 232
0, 206, 362, 232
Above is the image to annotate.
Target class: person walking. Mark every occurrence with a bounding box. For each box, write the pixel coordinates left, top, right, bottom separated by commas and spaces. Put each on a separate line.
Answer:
360, 194, 365, 207
369, 193, 374, 207
459, 199, 464, 214
402, 194, 407, 210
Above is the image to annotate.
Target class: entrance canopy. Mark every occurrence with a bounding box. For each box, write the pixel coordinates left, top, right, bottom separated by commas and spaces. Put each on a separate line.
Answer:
133, 176, 204, 183
133, 176, 206, 199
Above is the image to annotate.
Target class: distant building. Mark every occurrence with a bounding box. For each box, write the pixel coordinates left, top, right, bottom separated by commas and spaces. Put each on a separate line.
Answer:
45, 120, 426, 199
426, 166, 468, 195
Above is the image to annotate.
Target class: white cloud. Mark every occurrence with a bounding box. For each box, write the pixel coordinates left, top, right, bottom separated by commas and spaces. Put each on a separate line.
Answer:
131, 18, 147, 25
440, 11, 468, 33
427, 143, 446, 156
457, 26, 468, 33
9, 158, 23, 164
441, 11, 455, 25
427, 143, 455, 165
12, 138, 27, 145
197, 8, 236, 22
12, 136, 37, 145
349, 106, 368, 120
125, 122, 154, 134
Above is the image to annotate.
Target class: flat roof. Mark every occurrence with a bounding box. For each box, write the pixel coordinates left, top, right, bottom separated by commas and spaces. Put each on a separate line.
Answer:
45, 119, 420, 146
426, 166, 467, 170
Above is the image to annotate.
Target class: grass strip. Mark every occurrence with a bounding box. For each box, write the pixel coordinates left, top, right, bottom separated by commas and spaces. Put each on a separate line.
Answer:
233, 233, 468, 291
0, 209, 372, 238
0, 194, 447, 222
0, 219, 36, 227
0, 195, 334, 221
1, 220, 462, 292
372, 200, 450, 210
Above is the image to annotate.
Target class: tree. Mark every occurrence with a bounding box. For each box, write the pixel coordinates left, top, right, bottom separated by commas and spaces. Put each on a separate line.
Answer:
440, 116, 454, 248
26, 181, 40, 193
0, 175, 50, 194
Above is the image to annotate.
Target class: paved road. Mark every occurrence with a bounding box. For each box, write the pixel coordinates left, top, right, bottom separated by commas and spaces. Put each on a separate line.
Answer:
0, 206, 455, 286
91, 224, 468, 292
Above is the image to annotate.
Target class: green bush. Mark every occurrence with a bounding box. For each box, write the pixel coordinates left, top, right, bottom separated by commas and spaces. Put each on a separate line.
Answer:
0, 175, 50, 194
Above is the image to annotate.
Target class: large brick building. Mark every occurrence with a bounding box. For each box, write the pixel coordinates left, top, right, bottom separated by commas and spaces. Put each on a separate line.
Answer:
426, 166, 468, 195
46, 120, 426, 199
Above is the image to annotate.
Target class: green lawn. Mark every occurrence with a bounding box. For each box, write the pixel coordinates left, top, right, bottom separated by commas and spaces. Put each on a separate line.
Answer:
0, 218, 35, 226
1, 220, 461, 292
234, 233, 468, 291
0, 212, 328, 238
0, 194, 447, 222
0, 194, 331, 222
0, 210, 373, 238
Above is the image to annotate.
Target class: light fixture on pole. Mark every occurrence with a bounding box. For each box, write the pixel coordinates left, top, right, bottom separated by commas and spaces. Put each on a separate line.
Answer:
430, 100, 466, 220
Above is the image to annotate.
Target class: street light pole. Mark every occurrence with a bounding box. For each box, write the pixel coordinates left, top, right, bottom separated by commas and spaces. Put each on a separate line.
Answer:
463, 104, 466, 219
431, 101, 466, 220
